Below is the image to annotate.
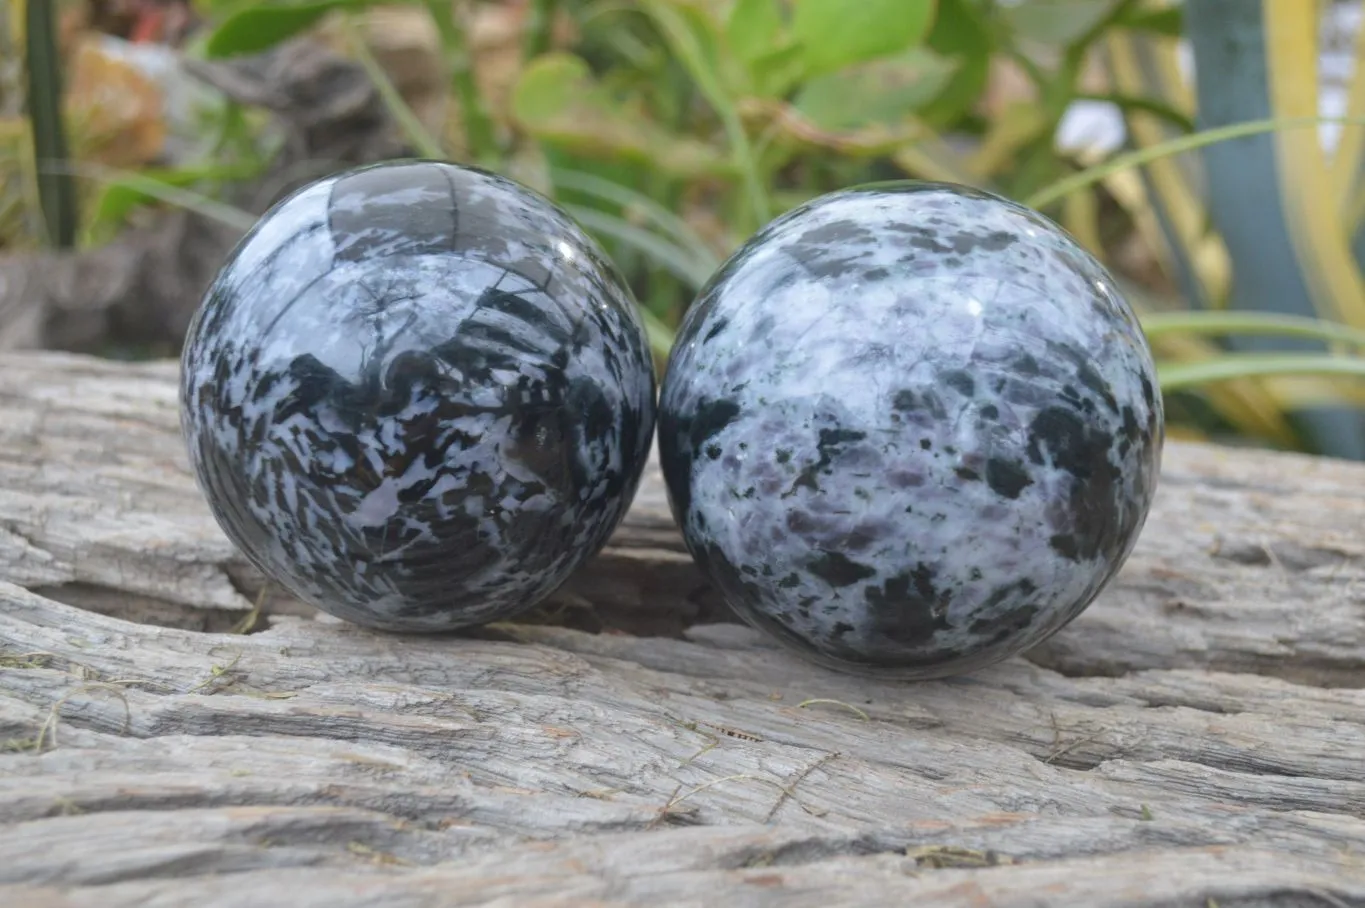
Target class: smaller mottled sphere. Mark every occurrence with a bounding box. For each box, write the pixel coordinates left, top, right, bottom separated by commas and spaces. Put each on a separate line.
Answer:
181, 160, 656, 632
658, 181, 1163, 679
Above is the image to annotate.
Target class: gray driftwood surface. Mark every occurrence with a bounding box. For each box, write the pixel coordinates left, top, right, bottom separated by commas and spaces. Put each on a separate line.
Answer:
2, 351, 1365, 907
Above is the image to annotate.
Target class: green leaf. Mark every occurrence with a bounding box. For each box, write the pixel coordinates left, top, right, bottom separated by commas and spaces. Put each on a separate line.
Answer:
793, 0, 937, 77
999, 0, 1120, 47
203, 0, 377, 58
794, 49, 957, 132
190, 0, 251, 13
512, 53, 582, 123
920, 0, 993, 124
511, 53, 731, 178
726, 0, 783, 65
1114, 4, 1182, 36
748, 41, 808, 98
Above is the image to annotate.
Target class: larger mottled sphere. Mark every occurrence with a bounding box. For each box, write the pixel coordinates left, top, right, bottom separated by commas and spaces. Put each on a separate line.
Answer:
181, 160, 656, 632
659, 182, 1162, 679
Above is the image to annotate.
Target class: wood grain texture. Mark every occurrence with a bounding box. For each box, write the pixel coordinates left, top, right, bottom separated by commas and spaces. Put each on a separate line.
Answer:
2, 351, 1364, 907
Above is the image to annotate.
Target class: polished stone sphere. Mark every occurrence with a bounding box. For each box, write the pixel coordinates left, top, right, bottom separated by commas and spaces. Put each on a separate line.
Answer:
658, 181, 1162, 679
181, 160, 656, 632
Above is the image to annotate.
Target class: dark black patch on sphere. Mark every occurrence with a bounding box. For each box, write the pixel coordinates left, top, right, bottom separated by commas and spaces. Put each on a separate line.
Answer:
861, 564, 952, 650
787, 427, 867, 496
1026, 406, 1128, 565
985, 458, 1032, 499
940, 369, 976, 398
657, 396, 741, 528
807, 550, 877, 587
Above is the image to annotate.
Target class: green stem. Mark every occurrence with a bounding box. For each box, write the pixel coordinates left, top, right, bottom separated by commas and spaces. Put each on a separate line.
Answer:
1159, 353, 1365, 392
639, 0, 770, 229
1005, 0, 1141, 199
1074, 91, 1195, 133
423, 0, 498, 165
551, 168, 720, 272
38, 158, 257, 231
565, 203, 713, 289
522, 0, 558, 60
1002, 46, 1048, 96
1024, 115, 1365, 211
24, 0, 77, 248
1141, 311, 1365, 350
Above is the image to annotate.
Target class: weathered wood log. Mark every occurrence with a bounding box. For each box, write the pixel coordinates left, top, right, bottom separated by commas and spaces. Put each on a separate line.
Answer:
2, 350, 1364, 907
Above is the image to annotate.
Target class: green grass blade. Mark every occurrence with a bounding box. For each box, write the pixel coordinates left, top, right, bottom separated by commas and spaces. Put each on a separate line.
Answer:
551, 168, 721, 272
1025, 115, 1365, 211
343, 15, 444, 160
565, 203, 714, 290
1158, 353, 1365, 392
421, 0, 497, 164
39, 160, 257, 232
638, 0, 771, 228
1141, 310, 1365, 349
523, 0, 559, 59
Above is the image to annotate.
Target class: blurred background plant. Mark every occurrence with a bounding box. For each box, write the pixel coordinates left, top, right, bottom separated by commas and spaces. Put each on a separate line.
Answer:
8, 0, 1365, 458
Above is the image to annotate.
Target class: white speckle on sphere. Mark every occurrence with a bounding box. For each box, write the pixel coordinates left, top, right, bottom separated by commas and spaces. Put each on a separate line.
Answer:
658, 182, 1163, 679
180, 160, 656, 631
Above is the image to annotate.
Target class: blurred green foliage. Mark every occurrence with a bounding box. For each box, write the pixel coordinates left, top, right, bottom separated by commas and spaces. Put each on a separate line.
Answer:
186, 0, 1191, 297
15, 0, 1365, 458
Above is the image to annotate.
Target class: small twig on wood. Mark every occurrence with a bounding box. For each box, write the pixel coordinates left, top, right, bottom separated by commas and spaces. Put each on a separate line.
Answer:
674, 716, 764, 769
906, 845, 1019, 869
0, 650, 54, 669
1303, 888, 1352, 908
1045, 711, 1114, 765
576, 789, 618, 801
50, 796, 84, 816
650, 775, 789, 829
1260, 537, 1289, 574
35, 682, 133, 750
649, 782, 685, 829
677, 724, 720, 768
187, 650, 244, 694
1044, 724, 1113, 765
763, 751, 840, 823
797, 698, 871, 721
346, 842, 412, 867
232, 583, 271, 635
